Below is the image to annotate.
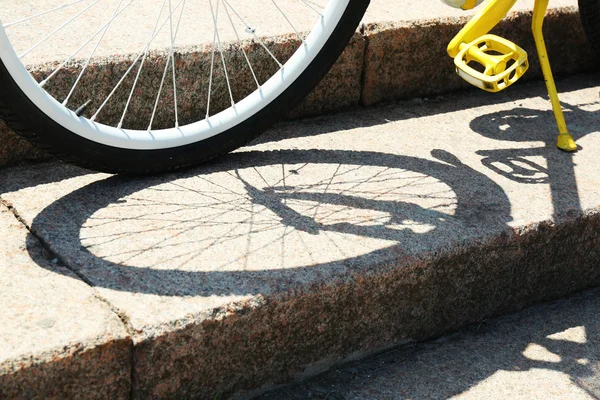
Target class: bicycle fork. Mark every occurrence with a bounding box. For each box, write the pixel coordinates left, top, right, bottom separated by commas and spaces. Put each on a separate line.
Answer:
448, 0, 577, 152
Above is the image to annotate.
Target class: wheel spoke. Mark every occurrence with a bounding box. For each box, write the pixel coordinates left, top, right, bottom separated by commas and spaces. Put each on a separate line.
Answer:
223, 1, 261, 90
91, 0, 186, 122
271, 0, 305, 44
205, 0, 221, 119
169, 0, 185, 128
223, 0, 283, 68
210, 0, 236, 109
3, 0, 89, 29
299, 0, 324, 16
119, 0, 169, 129
61, 0, 134, 106
40, 0, 136, 89
18, 0, 101, 60
148, 0, 187, 130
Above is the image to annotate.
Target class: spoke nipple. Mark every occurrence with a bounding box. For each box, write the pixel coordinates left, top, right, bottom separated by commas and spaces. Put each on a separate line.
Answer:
74, 99, 92, 117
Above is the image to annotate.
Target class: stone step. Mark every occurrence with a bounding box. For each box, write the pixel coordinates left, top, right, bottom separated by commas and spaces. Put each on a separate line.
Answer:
1, 73, 599, 398
0, 203, 131, 399
0, 0, 594, 167
257, 287, 600, 400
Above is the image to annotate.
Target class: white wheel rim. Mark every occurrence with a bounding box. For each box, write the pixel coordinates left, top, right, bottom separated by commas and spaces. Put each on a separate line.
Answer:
0, 0, 349, 150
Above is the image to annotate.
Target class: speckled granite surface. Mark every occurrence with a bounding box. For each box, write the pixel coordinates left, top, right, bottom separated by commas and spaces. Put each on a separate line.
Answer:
0, 74, 599, 398
0, 120, 51, 167
257, 287, 600, 399
360, 7, 595, 105
0, 204, 131, 399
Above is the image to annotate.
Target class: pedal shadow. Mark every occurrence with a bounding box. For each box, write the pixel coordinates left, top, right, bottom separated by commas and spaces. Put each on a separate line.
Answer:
470, 99, 600, 219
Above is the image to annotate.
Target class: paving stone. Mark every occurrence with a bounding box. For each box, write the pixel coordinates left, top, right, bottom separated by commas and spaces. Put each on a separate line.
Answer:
360, 7, 596, 106
257, 288, 600, 400
0, 74, 599, 398
0, 203, 131, 399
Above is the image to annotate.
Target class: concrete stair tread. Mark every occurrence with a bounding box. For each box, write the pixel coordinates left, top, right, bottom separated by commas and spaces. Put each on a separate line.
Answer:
0, 204, 131, 398
1, 73, 599, 398
2, 0, 577, 62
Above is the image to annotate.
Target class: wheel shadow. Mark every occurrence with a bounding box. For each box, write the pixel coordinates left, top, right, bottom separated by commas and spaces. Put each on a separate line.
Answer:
18, 148, 512, 298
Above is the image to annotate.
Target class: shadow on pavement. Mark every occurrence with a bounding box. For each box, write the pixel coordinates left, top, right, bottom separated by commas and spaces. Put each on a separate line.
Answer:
0, 74, 597, 399
20, 148, 512, 297
471, 99, 600, 220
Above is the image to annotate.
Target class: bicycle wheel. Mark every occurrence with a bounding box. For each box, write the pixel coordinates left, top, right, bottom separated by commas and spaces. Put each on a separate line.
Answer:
579, 0, 600, 50
0, 0, 368, 174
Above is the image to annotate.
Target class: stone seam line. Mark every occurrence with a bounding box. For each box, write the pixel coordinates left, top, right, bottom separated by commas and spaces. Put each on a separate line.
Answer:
0, 195, 136, 399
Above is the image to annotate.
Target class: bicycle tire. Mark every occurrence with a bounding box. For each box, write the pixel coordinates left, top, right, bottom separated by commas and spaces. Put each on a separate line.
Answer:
0, 0, 368, 174
579, 0, 600, 50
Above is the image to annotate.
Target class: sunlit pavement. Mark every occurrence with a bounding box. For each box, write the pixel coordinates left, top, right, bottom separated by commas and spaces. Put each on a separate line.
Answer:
1, 73, 599, 398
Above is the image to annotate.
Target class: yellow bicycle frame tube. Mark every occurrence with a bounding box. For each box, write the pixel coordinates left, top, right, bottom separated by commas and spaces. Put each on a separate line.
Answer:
532, 0, 577, 151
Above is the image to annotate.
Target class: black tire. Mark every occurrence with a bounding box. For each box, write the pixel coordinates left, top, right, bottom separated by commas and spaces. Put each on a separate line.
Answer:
0, 0, 369, 174
579, 0, 600, 50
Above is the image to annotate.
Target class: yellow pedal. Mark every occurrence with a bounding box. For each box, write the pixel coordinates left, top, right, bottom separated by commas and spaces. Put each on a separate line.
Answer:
454, 34, 528, 93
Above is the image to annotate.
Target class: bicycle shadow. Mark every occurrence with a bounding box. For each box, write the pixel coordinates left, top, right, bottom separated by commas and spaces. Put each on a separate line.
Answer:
12, 148, 512, 298
359, 96, 600, 398
0, 76, 597, 398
